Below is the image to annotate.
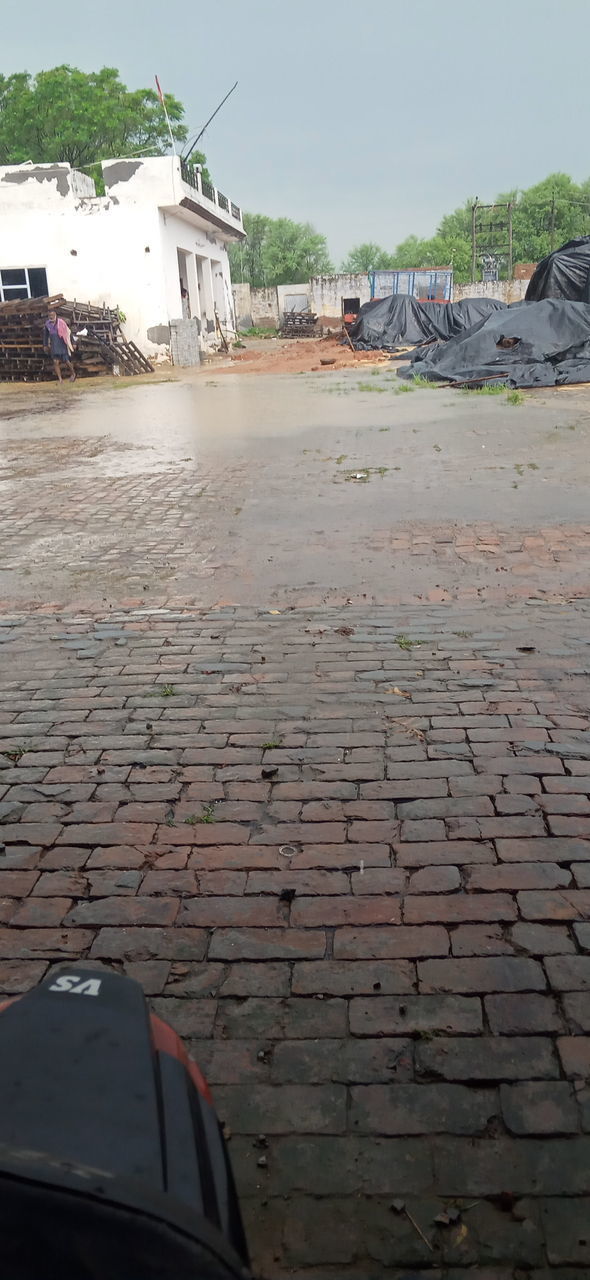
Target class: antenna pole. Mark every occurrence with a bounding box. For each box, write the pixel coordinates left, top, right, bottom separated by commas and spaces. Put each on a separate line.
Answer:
184, 82, 238, 160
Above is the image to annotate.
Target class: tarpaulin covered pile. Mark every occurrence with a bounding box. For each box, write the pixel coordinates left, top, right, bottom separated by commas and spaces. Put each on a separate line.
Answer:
526, 237, 590, 302
349, 294, 507, 351
398, 298, 590, 388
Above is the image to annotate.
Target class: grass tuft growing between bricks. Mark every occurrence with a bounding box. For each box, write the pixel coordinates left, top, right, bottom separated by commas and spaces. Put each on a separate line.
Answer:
395, 634, 419, 651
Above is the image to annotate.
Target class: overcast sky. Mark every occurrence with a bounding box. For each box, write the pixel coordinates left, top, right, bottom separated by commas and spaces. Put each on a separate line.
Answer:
3, 0, 589, 262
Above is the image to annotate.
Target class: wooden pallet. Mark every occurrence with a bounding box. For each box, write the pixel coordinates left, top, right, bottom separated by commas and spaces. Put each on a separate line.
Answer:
279, 310, 320, 338
0, 294, 154, 381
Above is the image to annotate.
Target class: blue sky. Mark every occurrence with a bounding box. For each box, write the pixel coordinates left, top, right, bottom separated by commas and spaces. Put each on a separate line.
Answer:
3, 0, 589, 262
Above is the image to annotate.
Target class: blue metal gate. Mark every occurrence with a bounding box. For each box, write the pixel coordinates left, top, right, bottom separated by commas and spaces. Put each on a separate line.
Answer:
369, 268, 453, 302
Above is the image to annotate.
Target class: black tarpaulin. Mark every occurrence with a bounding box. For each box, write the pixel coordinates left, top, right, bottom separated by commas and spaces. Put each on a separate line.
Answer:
397, 298, 590, 388
349, 294, 507, 350
525, 237, 590, 302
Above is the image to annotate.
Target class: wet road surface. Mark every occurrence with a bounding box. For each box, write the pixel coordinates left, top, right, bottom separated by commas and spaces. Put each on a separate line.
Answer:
1, 369, 590, 607
2, 368, 590, 1277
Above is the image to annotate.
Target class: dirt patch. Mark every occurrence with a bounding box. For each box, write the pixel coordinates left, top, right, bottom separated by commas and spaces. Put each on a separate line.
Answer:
212, 335, 394, 376
0, 338, 393, 396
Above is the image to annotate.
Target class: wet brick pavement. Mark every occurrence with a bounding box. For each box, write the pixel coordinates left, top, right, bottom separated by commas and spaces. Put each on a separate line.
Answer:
1, 599, 590, 1277
1, 450, 590, 607
2, 376, 590, 609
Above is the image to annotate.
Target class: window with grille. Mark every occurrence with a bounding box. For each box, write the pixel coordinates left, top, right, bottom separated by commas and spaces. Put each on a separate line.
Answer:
0, 267, 48, 302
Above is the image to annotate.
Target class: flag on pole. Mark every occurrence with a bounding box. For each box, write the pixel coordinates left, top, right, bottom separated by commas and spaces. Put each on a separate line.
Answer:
154, 75, 176, 155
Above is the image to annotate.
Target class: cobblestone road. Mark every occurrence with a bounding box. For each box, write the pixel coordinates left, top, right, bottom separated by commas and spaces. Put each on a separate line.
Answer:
1, 598, 590, 1277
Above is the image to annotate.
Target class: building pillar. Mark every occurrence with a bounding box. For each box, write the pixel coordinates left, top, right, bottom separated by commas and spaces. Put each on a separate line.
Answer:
198, 256, 215, 337
184, 252, 200, 325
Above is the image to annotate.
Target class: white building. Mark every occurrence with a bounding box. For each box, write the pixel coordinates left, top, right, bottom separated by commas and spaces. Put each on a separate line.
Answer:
0, 156, 245, 362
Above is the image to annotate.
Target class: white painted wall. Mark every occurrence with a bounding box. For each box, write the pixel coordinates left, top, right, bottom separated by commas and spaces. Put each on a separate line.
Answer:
0, 196, 167, 356
232, 278, 370, 331
230, 275, 532, 339
310, 273, 371, 320
250, 287, 280, 328
232, 282, 253, 329
158, 210, 233, 342
453, 279, 529, 304
0, 158, 242, 360
277, 282, 309, 315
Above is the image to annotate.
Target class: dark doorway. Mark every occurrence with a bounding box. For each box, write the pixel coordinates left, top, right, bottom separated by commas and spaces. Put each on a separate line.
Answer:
342, 297, 360, 324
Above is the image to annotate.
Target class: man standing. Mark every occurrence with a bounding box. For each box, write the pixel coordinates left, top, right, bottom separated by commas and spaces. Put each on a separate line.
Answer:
43, 309, 76, 383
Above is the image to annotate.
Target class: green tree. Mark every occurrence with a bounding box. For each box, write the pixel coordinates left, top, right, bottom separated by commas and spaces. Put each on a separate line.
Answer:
388, 232, 471, 283
511, 173, 590, 262
341, 243, 395, 272
228, 213, 271, 285
424, 234, 472, 281
231, 171, 590, 292
228, 213, 332, 286
437, 199, 473, 241
0, 65, 189, 171
263, 218, 332, 284
390, 234, 429, 269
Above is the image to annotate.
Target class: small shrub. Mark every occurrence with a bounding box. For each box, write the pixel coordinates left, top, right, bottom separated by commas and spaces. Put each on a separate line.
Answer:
241, 326, 277, 337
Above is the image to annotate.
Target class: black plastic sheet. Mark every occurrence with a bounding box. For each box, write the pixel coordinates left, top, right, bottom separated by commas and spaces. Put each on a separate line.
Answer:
526, 237, 590, 302
349, 294, 507, 350
398, 298, 590, 388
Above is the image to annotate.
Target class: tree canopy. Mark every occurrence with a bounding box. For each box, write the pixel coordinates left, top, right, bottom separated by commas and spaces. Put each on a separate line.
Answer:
229, 213, 332, 287
338, 173, 590, 283
0, 65, 206, 177
509, 173, 590, 263
237, 175, 590, 289
341, 243, 395, 272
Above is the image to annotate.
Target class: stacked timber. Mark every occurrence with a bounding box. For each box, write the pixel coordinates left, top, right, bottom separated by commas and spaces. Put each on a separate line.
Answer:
279, 310, 319, 338
0, 295, 154, 381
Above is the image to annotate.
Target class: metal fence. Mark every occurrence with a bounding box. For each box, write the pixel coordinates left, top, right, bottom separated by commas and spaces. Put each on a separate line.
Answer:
369, 268, 453, 302
179, 159, 198, 190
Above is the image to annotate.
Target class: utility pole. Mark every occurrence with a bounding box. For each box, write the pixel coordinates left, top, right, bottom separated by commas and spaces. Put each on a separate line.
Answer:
549, 191, 556, 253
471, 201, 478, 282
155, 77, 177, 155
508, 202, 513, 279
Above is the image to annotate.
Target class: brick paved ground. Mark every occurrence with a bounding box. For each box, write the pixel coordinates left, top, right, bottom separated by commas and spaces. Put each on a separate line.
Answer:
2, 376, 590, 609
1, 599, 590, 1277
